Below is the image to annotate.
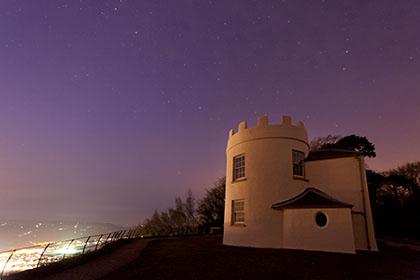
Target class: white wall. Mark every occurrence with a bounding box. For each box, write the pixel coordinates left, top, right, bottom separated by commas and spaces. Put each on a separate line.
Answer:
306, 157, 364, 211
282, 208, 356, 254
224, 138, 309, 248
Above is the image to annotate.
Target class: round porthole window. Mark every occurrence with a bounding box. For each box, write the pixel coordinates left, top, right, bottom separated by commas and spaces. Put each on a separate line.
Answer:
315, 212, 328, 227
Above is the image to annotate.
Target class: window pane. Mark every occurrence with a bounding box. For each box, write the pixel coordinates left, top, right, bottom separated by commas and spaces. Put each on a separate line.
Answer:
292, 151, 305, 177
232, 200, 245, 224
234, 155, 245, 180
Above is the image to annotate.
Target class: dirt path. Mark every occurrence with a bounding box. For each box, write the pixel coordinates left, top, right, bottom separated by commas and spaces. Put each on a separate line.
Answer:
43, 239, 149, 280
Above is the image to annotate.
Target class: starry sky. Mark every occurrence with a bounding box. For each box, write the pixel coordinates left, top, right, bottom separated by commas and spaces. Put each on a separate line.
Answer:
0, 0, 419, 226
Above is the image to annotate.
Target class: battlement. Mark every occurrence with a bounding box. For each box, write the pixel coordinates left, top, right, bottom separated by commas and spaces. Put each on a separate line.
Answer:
227, 115, 309, 152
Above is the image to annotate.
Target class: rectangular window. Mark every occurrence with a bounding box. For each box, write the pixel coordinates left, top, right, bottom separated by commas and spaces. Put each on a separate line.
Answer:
233, 155, 245, 181
232, 199, 245, 224
293, 150, 305, 177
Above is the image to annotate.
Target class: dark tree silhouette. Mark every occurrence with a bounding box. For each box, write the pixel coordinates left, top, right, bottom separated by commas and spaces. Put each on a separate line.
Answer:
388, 161, 420, 185
309, 135, 341, 151
322, 134, 376, 158
367, 167, 420, 238
139, 190, 198, 236
139, 180, 225, 236
197, 177, 226, 230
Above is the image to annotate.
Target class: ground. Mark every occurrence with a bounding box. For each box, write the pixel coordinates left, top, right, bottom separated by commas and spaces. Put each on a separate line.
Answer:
7, 236, 420, 280
101, 236, 420, 280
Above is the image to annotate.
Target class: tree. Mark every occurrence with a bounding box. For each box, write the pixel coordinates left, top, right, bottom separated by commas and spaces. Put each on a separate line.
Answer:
310, 135, 341, 151
159, 210, 174, 235
140, 178, 227, 236
367, 168, 420, 238
197, 177, 226, 230
142, 210, 164, 236
184, 189, 197, 233
140, 190, 200, 236
388, 161, 420, 185
321, 134, 376, 158
170, 197, 187, 234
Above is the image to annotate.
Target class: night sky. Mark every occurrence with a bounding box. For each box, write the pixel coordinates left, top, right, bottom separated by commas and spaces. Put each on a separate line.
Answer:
1, 0, 419, 225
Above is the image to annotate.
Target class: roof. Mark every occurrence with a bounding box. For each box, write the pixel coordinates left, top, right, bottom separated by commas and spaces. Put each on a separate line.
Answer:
272, 187, 353, 210
305, 149, 364, 162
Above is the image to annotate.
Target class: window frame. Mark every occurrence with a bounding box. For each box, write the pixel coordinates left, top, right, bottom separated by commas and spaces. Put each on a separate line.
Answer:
233, 154, 246, 181
232, 199, 245, 225
292, 150, 305, 178
314, 211, 328, 228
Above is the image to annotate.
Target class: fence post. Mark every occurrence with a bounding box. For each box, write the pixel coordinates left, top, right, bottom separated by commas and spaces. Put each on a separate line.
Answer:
114, 231, 120, 241
0, 250, 16, 278
108, 232, 115, 243
37, 243, 50, 268
105, 232, 112, 245
81, 236, 91, 255
111, 231, 118, 242
95, 235, 104, 251
63, 239, 74, 259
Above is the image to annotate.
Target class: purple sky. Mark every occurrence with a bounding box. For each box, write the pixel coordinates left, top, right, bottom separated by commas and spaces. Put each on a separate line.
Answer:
0, 0, 419, 225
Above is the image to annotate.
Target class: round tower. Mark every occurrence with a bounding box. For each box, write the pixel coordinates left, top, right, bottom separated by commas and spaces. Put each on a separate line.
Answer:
223, 115, 310, 248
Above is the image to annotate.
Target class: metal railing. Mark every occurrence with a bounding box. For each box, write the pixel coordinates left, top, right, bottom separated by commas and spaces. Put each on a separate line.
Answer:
0, 229, 141, 277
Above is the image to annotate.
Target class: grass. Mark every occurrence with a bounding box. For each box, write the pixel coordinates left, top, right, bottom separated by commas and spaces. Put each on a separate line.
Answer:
100, 236, 420, 280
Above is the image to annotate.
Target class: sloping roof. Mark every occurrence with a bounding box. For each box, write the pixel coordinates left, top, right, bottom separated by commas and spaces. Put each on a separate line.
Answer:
272, 188, 353, 210
305, 149, 364, 162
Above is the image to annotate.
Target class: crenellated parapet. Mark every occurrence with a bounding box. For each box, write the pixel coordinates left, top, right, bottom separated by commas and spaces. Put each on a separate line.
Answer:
226, 115, 309, 153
